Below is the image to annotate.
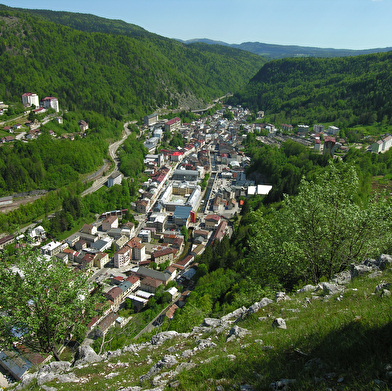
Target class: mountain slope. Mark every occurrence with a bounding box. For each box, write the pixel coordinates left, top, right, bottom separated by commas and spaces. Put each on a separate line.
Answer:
0, 7, 266, 118
12, 262, 392, 390
228, 52, 392, 127
182, 38, 392, 59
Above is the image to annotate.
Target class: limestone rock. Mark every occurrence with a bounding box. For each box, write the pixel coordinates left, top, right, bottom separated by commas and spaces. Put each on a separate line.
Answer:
269, 378, 296, 390
318, 282, 344, 295
221, 306, 247, 321
297, 284, 316, 293
272, 318, 287, 330
350, 263, 373, 279
139, 355, 178, 383
196, 339, 217, 351
378, 254, 392, 270
368, 271, 383, 279
226, 325, 249, 342
275, 292, 290, 302
332, 270, 352, 285
202, 318, 221, 327
39, 361, 71, 375
73, 345, 102, 367
375, 283, 391, 294
150, 331, 179, 345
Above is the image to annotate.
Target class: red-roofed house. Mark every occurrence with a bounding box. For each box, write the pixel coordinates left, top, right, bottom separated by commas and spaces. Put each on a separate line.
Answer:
173, 254, 194, 270
164, 117, 181, 132
152, 247, 175, 265
106, 287, 123, 310
205, 214, 221, 230
102, 215, 119, 231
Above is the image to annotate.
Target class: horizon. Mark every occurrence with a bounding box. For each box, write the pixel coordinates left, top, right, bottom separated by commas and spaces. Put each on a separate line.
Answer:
2, 0, 392, 51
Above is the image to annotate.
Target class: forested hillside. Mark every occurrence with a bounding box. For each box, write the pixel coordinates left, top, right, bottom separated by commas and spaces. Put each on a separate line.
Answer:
0, 7, 266, 118
228, 53, 392, 128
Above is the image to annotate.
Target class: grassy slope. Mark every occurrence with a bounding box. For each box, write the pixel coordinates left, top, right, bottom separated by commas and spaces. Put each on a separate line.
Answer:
17, 266, 392, 391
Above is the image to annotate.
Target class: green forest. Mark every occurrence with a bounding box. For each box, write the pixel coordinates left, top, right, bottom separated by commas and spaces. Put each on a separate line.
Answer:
0, 7, 265, 120
228, 53, 392, 129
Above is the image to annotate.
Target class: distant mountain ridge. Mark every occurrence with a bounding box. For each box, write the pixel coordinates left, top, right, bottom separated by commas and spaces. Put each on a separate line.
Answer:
181, 38, 392, 59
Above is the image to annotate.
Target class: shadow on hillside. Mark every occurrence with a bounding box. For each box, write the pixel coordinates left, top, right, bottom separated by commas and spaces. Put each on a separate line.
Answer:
210, 320, 392, 389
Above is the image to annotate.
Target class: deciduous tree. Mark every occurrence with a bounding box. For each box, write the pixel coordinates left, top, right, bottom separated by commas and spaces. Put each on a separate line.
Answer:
249, 162, 392, 287
0, 245, 97, 360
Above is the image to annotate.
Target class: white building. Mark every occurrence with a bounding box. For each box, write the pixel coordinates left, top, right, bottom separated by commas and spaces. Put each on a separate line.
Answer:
41, 96, 59, 112
22, 92, 39, 107
107, 172, 122, 187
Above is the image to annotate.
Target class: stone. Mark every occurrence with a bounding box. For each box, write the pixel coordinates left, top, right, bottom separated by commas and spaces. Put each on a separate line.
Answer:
275, 292, 290, 302
297, 284, 316, 293
41, 386, 57, 391
139, 355, 178, 383
226, 325, 249, 342
73, 345, 102, 366
221, 306, 247, 321
272, 318, 287, 329
37, 372, 78, 386
378, 254, 392, 270
248, 298, 274, 314
381, 289, 391, 298
14, 373, 37, 390
363, 258, 380, 269
150, 331, 179, 345
332, 270, 352, 285
319, 282, 344, 295
39, 361, 72, 375
350, 264, 373, 279
202, 318, 221, 327
196, 339, 217, 351
375, 283, 391, 294
269, 378, 296, 390
227, 354, 236, 360
368, 271, 383, 279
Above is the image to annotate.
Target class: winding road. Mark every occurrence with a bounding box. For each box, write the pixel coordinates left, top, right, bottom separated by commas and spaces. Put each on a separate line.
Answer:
81, 121, 135, 197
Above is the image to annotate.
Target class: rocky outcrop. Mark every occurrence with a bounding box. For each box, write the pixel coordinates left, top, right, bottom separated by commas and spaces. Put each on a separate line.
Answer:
73, 345, 102, 367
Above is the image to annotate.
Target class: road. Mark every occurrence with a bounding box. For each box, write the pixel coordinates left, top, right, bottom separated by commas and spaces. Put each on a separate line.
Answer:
81, 121, 135, 197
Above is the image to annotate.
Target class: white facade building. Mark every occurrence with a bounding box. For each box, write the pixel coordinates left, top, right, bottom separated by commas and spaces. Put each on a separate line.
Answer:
22, 92, 39, 107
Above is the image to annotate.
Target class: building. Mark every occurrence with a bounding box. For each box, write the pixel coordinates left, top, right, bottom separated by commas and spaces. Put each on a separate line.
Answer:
327, 126, 339, 135
324, 137, 336, 157
0, 235, 14, 250
114, 247, 131, 268
313, 124, 325, 133
152, 247, 175, 265
94, 252, 109, 269
164, 117, 181, 132
144, 113, 159, 126
205, 214, 221, 230
41, 97, 59, 112
102, 216, 119, 231
297, 124, 309, 136
78, 120, 88, 131
172, 169, 198, 182
81, 224, 97, 235
107, 172, 122, 188
41, 241, 63, 256
22, 92, 39, 107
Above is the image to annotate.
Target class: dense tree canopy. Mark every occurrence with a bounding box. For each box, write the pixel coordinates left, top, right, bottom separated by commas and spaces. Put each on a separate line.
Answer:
228, 53, 392, 128
248, 162, 392, 288
0, 245, 98, 360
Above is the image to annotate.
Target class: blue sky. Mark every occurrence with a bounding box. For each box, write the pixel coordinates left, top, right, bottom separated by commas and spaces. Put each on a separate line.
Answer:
3, 0, 392, 50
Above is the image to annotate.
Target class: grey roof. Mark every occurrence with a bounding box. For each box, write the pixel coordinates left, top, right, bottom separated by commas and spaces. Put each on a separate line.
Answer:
136, 266, 171, 282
